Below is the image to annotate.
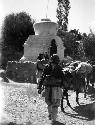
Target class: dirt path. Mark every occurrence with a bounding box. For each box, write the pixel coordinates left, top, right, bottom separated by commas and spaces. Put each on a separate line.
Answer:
1, 81, 95, 125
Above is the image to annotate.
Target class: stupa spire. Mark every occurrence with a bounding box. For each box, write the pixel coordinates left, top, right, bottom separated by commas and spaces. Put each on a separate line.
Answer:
46, 0, 50, 19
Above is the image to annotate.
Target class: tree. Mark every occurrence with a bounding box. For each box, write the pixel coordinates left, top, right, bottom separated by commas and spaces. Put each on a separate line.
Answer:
83, 33, 95, 61
63, 31, 79, 59
57, 29, 83, 59
77, 41, 86, 61
56, 0, 70, 31
1, 12, 35, 69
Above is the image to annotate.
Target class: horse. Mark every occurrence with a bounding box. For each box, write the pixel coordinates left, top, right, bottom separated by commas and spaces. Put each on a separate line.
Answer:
61, 61, 92, 112
61, 68, 85, 111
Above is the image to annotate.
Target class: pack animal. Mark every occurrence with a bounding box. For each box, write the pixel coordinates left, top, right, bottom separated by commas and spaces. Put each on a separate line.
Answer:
61, 61, 92, 112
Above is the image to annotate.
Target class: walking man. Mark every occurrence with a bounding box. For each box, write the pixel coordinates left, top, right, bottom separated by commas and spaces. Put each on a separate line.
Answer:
37, 54, 63, 122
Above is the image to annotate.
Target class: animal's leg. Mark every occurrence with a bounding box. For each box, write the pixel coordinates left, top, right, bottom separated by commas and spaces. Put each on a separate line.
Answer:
91, 81, 94, 88
61, 89, 65, 112
84, 78, 87, 98
84, 88, 87, 98
65, 90, 71, 108
86, 76, 89, 90
61, 97, 65, 112
90, 73, 94, 88
76, 91, 80, 105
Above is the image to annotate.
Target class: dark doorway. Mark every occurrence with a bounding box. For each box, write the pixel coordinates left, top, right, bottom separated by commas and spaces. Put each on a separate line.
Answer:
50, 39, 57, 56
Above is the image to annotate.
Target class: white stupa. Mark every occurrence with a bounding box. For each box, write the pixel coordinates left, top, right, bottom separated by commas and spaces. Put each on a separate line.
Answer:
21, 18, 65, 62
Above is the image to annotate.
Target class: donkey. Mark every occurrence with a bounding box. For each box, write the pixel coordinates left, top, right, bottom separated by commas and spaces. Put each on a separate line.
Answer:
61, 63, 88, 112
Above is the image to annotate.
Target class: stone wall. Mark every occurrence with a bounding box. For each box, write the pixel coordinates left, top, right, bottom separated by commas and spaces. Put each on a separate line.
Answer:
6, 61, 37, 83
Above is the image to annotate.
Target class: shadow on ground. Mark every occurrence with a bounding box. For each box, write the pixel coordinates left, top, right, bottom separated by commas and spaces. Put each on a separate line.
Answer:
87, 86, 95, 102
1, 121, 65, 125
64, 102, 95, 121
51, 121, 65, 125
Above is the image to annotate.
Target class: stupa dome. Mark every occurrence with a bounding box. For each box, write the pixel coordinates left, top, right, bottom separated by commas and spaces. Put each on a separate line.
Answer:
33, 18, 58, 36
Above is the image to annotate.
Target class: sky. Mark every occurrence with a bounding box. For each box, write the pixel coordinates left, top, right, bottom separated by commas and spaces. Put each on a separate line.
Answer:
0, 0, 95, 35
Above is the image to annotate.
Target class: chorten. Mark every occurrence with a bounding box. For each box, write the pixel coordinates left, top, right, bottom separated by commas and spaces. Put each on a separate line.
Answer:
21, 18, 65, 62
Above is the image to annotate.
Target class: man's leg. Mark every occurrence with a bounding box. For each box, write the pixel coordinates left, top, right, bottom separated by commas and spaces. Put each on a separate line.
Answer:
47, 104, 52, 120
45, 87, 52, 120
51, 99, 60, 121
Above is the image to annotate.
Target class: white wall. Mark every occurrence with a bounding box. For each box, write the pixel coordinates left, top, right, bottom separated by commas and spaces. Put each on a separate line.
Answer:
23, 35, 65, 61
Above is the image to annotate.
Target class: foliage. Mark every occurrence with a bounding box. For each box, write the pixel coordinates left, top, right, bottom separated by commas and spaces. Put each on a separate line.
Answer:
57, 29, 83, 60
1, 12, 35, 69
56, 0, 85, 60
77, 41, 86, 61
83, 33, 95, 61
56, 0, 70, 31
